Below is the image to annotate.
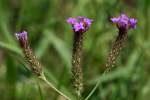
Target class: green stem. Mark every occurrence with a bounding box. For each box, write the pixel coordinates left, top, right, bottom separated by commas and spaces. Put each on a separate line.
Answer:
85, 69, 108, 100
39, 74, 71, 100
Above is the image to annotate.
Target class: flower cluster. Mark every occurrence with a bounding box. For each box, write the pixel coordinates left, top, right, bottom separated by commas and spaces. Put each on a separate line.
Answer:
14, 14, 137, 100
111, 14, 137, 31
15, 31, 28, 48
67, 16, 93, 33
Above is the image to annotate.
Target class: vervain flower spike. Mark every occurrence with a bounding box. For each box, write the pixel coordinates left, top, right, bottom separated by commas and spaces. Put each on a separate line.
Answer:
85, 14, 137, 100
67, 16, 93, 98
15, 31, 71, 100
15, 31, 43, 76
106, 14, 137, 72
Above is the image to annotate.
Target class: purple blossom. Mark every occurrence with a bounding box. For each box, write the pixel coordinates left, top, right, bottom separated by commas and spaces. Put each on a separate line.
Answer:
129, 18, 137, 29
67, 18, 77, 25
15, 31, 28, 48
111, 14, 137, 31
74, 22, 84, 32
67, 16, 93, 33
15, 31, 27, 40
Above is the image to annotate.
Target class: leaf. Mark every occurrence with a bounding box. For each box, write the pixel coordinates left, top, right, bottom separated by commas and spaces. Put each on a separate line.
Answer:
44, 30, 71, 69
0, 41, 22, 55
35, 31, 50, 58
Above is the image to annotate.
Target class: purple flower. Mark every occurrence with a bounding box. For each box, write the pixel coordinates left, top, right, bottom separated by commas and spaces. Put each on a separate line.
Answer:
111, 14, 137, 31
74, 22, 84, 32
67, 18, 77, 25
67, 16, 93, 33
129, 18, 137, 29
15, 31, 28, 48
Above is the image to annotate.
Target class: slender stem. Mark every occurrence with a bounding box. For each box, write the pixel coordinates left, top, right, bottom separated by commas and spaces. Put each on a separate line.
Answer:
39, 74, 71, 100
36, 79, 44, 100
85, 69, 108, 100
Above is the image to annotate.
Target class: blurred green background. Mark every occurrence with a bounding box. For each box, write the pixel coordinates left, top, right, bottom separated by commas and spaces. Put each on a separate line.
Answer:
0, 0, 150, 100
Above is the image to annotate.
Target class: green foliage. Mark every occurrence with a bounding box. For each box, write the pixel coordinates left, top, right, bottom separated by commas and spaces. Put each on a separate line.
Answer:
0, 0, 149, 100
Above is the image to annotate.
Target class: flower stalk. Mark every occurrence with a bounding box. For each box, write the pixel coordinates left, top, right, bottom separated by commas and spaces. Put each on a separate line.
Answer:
105, 14, 137, 72
15, 31, 71, 100
85, 14, 137, 100
67, 16, 93, 98
15, 31, 42, 76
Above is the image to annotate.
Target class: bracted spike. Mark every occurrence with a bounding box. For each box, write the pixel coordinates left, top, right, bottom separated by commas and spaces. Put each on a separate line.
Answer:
24, 46, 42, 76
72, 32, 83, 96
105, 32, 127, 72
